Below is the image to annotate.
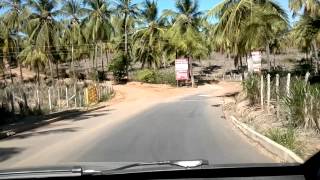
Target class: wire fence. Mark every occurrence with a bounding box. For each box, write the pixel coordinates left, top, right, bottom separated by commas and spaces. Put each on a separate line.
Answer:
0, 80, 114, 118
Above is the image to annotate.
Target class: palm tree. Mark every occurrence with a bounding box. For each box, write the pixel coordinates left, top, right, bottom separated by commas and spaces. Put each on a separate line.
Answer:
133, 0, 165, 69
26, 0, 60, 80
114, 0, 140, 72
60, 0, 88, 79
83, 0, 113, 77
0, 19, 16, 83
0, 0, 30, 82
163, 0, 205, 87
18, 44, 47, 85
209, 0, 288, 71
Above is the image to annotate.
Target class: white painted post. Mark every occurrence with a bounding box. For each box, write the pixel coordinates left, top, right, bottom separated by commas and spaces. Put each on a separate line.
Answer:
276, 74, 280, 119
36, 89, 40, 107
305, 72, 310, 84
267, 74, 271, 112
85, 88, 88, 106
286, 73, 291, 97
66, 87, 69, 108
260, 75, 264, 110
48, 88, 52, 112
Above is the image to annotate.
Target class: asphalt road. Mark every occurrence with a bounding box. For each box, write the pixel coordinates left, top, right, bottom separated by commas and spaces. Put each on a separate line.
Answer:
74, 93, 272, 164
0, 92, 273, 169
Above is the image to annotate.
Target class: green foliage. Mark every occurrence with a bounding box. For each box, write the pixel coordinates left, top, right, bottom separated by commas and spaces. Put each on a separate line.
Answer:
132, 68, 176, 85
266, 128, 302, 155
108, 53, 127, 83
135, 69, 156, 83
242, 74, 260, 105
282, 79, 307, 127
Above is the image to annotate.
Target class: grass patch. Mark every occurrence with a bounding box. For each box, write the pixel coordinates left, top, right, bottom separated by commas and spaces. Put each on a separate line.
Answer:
242, 74, 260, 105
132, 68, 176, 86
266, 128, 303, 156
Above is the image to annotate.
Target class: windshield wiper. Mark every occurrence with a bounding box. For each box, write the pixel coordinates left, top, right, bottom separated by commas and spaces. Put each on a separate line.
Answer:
83, 160, 209, 175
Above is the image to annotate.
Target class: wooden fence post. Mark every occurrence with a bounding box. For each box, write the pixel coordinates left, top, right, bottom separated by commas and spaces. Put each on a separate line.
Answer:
260, 74, 264, 110
276, 74, 280, 119
48, 88, 52, 112
66, 87, 69, 108
74, 87, 77, 108
267, 74, 271, 112
85, 88, 88, 106
286, 73, 291, 97
79, 91, 82, 107
36, 88, 40, 109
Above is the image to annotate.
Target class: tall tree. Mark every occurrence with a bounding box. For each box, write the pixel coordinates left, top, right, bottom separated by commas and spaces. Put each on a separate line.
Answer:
114, 0, 140, 74
133, 0, 165, 69
26, 0, 60, 80
0, 0, 30, 82
164, 0, 205, 87
83, 0, 113, 78
60, 0, 88, 79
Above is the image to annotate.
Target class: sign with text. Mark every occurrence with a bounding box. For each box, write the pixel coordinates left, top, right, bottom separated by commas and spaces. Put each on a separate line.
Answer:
248, 51, 262, 72
175, 59, 189, 80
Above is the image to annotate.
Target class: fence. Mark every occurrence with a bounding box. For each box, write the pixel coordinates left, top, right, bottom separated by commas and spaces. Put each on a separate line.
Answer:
0, 81, 114, 117
251, 72, 320, 131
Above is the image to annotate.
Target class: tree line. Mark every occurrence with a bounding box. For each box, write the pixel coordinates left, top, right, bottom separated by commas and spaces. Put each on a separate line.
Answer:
0, 0, 319, 86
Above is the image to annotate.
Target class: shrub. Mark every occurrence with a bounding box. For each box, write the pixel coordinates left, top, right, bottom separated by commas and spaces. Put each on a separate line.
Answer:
108, 54, 127, 83
135, 69, 156, 83
282, 79, 307, 127
242, 74, 260, 105
155, 69, 176, 86
266, 128, 302, 155
132, 68, 176, 86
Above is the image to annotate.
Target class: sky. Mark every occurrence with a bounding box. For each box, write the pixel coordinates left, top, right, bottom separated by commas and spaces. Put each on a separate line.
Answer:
0, 0, 294, 22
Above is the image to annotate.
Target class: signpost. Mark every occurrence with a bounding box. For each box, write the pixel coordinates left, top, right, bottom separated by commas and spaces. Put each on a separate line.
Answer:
175, 59, 189, 86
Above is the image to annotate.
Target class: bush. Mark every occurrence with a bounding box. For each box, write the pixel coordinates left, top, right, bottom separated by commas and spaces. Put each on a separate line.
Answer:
266, 128, 302, 155
132, 68, 176, 86
135, 69, 156, 83
154, 69, 176, 86
242, 74, 260, 105
108, 53, 127, 83
282, 79, 307, 127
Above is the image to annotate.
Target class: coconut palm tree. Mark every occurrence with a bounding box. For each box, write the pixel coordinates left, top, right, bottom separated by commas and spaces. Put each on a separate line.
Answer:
83, 0, 113, 76
0, 19, 16, 83
60, 0, 88, 79
114, 0, 140, 59
163, 0, 205, 87
209, 0, 288, 71
133, 0, 165, 69
26, 0, 60, 80
0, 0, 30, 82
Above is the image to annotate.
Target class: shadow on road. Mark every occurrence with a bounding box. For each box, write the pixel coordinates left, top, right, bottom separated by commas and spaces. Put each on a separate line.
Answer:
216, 92, 240, 97
7, 127, 79, 140
0, 147, 24, 162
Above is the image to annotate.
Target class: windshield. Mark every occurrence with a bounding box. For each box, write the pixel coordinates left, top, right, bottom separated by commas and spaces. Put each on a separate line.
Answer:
0, 0, 319, 173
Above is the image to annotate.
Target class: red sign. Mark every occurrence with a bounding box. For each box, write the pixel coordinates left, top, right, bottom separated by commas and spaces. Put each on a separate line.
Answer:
175, 59, 189, 80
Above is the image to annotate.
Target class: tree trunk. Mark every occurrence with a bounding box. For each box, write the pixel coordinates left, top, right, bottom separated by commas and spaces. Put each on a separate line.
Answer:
95, 44, 98, 71
37, 64, 40, 86
266, 42, 271, 71
56, 62, 59, 80
124, 14, 128, 56
71, 44, 75, 80
312, 39, 319, 73
106, 49, 109, 66
273, 52, 276, 68
48, 60, 53, 80
19, 61, 23, 82
188, 57, 195, 88
101, 43, 104, 76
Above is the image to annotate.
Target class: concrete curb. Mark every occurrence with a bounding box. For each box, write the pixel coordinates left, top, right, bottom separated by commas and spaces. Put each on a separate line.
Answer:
0, 105, 106, 140
230, 116, 304, 164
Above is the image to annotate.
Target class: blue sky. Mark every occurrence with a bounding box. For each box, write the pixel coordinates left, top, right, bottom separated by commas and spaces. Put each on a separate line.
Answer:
0, 0, 294, 22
